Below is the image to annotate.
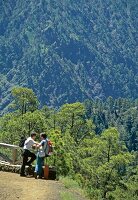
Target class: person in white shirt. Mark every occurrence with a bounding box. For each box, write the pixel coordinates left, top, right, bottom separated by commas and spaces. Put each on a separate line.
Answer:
20, 132, 38, 177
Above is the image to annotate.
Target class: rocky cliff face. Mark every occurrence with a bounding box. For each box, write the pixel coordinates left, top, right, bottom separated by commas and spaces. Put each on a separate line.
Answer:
0, 0, 137, 112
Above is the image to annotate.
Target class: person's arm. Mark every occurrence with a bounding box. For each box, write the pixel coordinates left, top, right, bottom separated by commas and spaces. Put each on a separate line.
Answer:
36, 141, 44, 149
32, 140, 39, 149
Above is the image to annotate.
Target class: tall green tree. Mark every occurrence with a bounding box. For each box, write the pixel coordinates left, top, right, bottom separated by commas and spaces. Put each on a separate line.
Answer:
77, 128, 133, 199
11, 87, 38, 115
57, 102, 94, 142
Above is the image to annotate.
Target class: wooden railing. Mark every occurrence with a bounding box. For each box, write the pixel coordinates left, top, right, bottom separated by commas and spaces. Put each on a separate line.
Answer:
0, 143, 20, 164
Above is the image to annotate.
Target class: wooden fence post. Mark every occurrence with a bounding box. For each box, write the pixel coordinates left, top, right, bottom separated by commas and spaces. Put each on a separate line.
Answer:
0, 143, 20, 164
12, 149, 17, 164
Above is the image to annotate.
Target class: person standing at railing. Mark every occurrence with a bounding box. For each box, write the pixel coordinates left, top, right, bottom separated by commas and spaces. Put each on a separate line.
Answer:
20, 131, 38, 177
34, 133, 48, 179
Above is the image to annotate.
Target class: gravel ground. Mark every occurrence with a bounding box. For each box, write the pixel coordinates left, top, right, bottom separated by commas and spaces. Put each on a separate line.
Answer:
0, 171, 62, 200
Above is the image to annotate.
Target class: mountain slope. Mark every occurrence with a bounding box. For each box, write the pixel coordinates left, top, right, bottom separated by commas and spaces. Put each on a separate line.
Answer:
0, 0, 137, 112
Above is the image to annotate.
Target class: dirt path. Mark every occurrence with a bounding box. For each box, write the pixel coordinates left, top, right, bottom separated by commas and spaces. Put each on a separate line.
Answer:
0, 171, 62, 200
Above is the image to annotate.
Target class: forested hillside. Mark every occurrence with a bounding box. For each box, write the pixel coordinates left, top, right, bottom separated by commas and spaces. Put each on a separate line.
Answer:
0, 87, 138, 199
0, 0, 138, 113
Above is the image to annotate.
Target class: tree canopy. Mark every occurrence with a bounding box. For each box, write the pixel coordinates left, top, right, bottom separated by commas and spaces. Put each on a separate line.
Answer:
0, 87, 138, 199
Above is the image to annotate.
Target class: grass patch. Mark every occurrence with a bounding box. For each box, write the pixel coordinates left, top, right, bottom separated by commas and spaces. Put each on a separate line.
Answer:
60, 176, 80, 189
60, 191, 78, 200
60, 177, 88, 200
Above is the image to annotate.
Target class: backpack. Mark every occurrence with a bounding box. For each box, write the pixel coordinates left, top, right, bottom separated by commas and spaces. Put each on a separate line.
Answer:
44, 139, 53, 157
19, 136, 26, 148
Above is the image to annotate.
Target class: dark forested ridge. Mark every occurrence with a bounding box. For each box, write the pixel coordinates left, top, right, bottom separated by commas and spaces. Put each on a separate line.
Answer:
0, 0, 138, 113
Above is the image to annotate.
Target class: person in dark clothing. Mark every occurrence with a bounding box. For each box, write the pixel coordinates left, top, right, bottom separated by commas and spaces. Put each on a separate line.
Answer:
20, 132, 38, 177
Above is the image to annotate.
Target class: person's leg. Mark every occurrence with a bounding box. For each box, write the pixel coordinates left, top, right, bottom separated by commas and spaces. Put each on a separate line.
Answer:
35, 153, 39, 173
20, 151, 28, 176
27, 151, 36, 165
37, 156, 42, 176
37, 157, 44, 177
41, 158, 44, 177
